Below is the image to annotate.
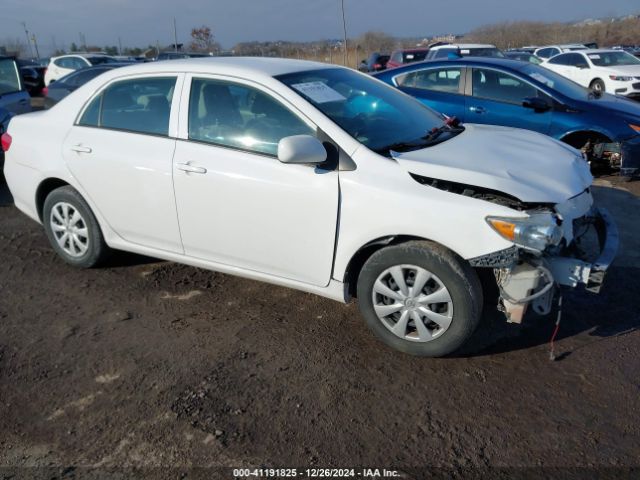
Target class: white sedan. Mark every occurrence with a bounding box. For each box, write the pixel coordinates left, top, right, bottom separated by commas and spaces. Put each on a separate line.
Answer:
44, 54, 118, 86
1, 58, 617, 356
543, 49, 640, 99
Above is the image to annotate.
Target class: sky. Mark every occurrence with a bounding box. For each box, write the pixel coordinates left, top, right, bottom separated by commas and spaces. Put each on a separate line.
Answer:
2, 0, 639, 53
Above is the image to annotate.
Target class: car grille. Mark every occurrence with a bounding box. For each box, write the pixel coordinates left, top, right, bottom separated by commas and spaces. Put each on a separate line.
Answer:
632, 82, 640, 89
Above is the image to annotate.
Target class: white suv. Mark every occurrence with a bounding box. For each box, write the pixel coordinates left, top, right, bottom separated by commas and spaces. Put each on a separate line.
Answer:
45, 54, 117, 85
1, 58, 618, 357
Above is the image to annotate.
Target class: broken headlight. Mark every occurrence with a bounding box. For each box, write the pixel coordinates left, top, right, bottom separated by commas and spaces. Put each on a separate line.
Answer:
486, 216, 563, 253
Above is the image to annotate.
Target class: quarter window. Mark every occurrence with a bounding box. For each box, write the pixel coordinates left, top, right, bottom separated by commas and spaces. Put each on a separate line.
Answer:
399, 67, 462, 93
78, 76, 176, 136
188, 78, 314, 156
472, 68, 540, 104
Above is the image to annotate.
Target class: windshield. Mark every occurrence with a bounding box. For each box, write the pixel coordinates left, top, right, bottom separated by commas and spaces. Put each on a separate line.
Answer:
587, 51, 640, 67
277, 68, 453, 153
87, 56, 117, 65
519, 63, 592, 99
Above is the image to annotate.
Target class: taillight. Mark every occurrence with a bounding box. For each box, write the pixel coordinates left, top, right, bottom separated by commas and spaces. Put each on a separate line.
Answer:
373, 63, 381, 68
1, 133, 12, 152
42, 86, 49, 96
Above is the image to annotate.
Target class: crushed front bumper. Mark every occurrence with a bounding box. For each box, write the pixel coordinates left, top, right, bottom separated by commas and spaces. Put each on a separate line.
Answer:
494, 207, 618, 322
546, 207, 619, 293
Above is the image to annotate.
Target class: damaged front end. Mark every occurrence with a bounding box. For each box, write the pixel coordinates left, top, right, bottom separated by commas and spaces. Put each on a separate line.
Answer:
471, 190, 619, 323
583, 134, 640, 177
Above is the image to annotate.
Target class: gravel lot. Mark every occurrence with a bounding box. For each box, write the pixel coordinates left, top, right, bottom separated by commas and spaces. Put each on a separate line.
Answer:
0, 173, 639, 478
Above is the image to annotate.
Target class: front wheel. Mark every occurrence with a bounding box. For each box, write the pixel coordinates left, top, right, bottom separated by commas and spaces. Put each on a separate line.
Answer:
590, 79, 605, 94
356, 241, 483, 357
42, 186, 110, 268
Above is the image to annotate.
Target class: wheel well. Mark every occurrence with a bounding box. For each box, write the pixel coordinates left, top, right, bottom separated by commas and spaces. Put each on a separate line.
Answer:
561, 130, 611, 150
343, 235, 434, 298
35, 178, 70, 221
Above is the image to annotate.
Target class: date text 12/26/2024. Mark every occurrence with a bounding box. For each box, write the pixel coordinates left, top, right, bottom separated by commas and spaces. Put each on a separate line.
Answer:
233, 468, 401, 478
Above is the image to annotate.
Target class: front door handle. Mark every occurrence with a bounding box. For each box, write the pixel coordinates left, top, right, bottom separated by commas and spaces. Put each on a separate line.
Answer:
176, 162, 207, 174
469, 106, 486, 114
70, 145, 92, 153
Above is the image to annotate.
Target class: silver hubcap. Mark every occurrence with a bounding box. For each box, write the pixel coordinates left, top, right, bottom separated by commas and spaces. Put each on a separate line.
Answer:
50, 202, 89, 258
372, 264, 453, 343
593, 83, 602, 91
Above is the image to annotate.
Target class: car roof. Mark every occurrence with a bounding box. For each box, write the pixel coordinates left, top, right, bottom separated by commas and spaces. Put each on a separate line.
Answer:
580, 48, 631, 54
431, 44, 497, 49
377, 57, 533, 76
87, 56, 336, 79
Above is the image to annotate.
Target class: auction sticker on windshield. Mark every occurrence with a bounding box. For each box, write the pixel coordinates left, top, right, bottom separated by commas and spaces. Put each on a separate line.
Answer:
292, 82, 346, 103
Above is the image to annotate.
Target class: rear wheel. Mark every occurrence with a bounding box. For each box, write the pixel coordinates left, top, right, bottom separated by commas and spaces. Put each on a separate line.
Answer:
356, 241, 483, 357
43, 186, 110, 268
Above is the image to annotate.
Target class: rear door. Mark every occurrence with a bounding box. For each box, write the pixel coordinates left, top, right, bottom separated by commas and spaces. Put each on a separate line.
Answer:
171, 75, 339, 286
466, 67, 552, 134
62, 73, 183, 253
395, 66, 466, 120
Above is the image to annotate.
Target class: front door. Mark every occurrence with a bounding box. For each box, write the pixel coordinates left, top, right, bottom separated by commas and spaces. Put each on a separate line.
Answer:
62, 74, 183, 253
172, 76, 339, 286
466, 67, 552, 134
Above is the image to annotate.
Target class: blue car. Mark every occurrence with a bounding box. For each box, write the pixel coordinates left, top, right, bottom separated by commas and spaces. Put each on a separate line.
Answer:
374, 58, 640, 176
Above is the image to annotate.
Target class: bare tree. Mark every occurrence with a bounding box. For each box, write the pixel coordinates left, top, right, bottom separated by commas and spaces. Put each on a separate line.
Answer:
190, 25, 220, 53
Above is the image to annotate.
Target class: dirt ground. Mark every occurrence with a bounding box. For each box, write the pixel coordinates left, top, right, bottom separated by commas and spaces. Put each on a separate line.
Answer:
0, 173, 639, 479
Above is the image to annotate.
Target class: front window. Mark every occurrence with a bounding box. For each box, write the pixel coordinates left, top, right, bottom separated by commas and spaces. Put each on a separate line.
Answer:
472, 68, 539, 104
78, 76, 176, 136
0, 58, 21, 95
188, 78, 314, 156
586, 51, 640, 67
277, 68, 455, 154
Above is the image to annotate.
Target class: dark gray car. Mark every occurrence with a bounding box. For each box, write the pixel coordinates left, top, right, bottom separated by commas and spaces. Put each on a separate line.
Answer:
44, 63, 131, 109
0, 57, 31, 115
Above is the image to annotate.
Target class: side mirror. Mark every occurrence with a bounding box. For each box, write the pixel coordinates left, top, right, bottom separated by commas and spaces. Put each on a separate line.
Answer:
277, 135, 327, 165
522, 97, 551, 112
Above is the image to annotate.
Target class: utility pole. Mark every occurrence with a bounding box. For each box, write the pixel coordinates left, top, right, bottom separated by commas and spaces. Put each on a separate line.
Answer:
340, 0, 348, 67
173, 18, 178, 52
21, 21, 34, 58
118, 37, 123, 56
31, 34, 40, 60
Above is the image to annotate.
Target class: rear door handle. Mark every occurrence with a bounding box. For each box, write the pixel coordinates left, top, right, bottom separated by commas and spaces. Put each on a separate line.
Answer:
70, 145, 92, 153
176, 162, 207, 174
469, 106, 486, 114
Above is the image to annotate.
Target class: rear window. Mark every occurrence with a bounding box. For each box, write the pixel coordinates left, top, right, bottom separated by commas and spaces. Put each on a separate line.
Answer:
78, 76, 176, 136
403, 51, 428, 63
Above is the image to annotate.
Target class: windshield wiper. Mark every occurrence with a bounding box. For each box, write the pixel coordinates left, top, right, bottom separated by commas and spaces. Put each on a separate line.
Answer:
422, 124, 465, 143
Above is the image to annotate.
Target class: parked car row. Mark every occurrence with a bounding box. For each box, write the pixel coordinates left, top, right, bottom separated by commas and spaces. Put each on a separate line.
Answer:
0, 57, 618, 357
374, 57, 640, 176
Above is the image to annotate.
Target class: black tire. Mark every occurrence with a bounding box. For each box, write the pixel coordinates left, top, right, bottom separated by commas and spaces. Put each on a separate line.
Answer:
590, 79, 605, 94
356, 240, 483, 357
42, 185, 110, 268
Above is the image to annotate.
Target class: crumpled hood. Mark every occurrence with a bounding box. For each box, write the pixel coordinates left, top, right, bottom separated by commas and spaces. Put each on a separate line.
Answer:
391, 124, 593, 204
